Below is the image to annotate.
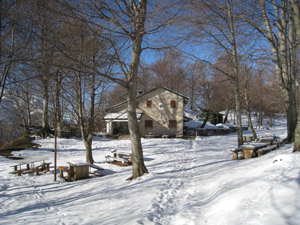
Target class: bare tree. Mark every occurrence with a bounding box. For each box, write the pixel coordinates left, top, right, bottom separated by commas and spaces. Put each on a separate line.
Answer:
244, 0, 298, 142
185, 0, 254, 146
240, 65, 257, 140
150, 50, 187, 94
70, 0, 182, 179
186, 62, 206, 110
25, 0, 60, 137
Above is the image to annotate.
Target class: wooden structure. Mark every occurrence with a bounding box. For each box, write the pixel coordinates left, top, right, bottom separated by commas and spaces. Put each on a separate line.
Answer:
231, 134, 282, 160
257, 145, 277, 156
105, 150, 132, 166
240, 143, 269, 159
11, 158, 51, 176
58, 162, 104, 181
230, 147, 242, 160
242, 135, 254, 143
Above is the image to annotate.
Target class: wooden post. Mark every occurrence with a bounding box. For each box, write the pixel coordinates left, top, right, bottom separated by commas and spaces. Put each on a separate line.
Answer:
54, 71, 61, 181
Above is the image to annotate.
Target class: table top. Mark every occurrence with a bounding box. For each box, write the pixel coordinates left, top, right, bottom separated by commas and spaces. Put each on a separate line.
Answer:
241, 142, 268, 150
67, 161, 91, 167
259, 136, 274, 141
11, 158, 46, 166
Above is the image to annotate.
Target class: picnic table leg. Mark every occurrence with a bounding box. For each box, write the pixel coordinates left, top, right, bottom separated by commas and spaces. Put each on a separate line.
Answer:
17, 170, 22, 176
68, 166, 74, 181
240, 151, 244, 158
46, 164, 50, 172
35, 167, 40, 175
59, 169, 64, 178
232, 152, 238, 160
243, 150, 254, 159
13, 165, 18, 172
26, 164, 30, 170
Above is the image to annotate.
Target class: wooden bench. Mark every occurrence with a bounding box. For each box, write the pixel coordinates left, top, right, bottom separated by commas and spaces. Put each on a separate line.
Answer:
105, 155, 130, 165
89, 164, 104, 176
58, 166, 73, 181
40, 162, 51, 172
230, 147, 243, 160
257, 145, 277, 157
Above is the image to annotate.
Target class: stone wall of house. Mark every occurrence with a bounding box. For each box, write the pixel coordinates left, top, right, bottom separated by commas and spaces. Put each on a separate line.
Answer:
109, 87, 185, 136
138, 88, 184, 136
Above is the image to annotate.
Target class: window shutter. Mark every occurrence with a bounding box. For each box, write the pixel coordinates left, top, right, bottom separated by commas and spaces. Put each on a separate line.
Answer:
147, 100, 152, 107
170, 100, 176, 108
169, 120, 177, 128
145, 120, 153, 128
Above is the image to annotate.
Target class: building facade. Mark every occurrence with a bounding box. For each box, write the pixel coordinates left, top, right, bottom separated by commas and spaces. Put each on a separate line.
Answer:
104, 86, 188, 137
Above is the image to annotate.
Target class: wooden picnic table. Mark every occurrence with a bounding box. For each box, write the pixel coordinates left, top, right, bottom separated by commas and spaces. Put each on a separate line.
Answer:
105, 151, 132, 166
11, 158, 51, 176
240, 143, 268, 159
67, 162, 90, 180
59, 161, 104, 181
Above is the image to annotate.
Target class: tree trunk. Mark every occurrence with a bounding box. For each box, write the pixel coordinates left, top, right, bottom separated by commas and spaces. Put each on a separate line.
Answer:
246, 110, 257, 140
41, 76, 50, 138
223, 109, 229, 123
285, 90, 297, 142
126, 0, 148, 180
289, 0, 300, 151
77, 75, 94, 164
227, 0, 243, 146
127, 87, 148, 179
84, 135, 94, 164
260, 0, 297, 143
200, 111, 210, 128
234, 79, 243, 146
258, 100, 263, 128
243, 79, 257, 140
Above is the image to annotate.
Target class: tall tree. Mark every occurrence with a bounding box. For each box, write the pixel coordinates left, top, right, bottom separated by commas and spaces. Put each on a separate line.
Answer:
186, 0, 251, 146
240, 65, 257, 140
28, 0, 58, 137
289, 0, 300, 151
72, 0, 182, 179
245, 0, 298, 142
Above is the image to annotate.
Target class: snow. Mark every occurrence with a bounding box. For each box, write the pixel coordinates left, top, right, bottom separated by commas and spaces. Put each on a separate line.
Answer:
1, 119, 300, 225
104, 113, 142, 120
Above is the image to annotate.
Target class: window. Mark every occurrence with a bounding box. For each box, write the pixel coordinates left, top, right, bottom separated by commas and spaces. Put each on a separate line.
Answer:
170, 100, 176, 108
169, 120, 177, 128
147, 100, 152, 107
145, 120, 153, 128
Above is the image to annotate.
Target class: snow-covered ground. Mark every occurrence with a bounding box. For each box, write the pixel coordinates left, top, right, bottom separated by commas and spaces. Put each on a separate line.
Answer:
1, 118, 300, 225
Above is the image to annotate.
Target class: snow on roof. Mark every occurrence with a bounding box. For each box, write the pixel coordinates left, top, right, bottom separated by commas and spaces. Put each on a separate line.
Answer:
104, 113, 142, 121
184, 107, 199, 120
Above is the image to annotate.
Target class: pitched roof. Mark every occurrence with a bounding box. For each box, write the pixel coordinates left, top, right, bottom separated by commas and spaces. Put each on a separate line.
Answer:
107, 86, 189, 111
